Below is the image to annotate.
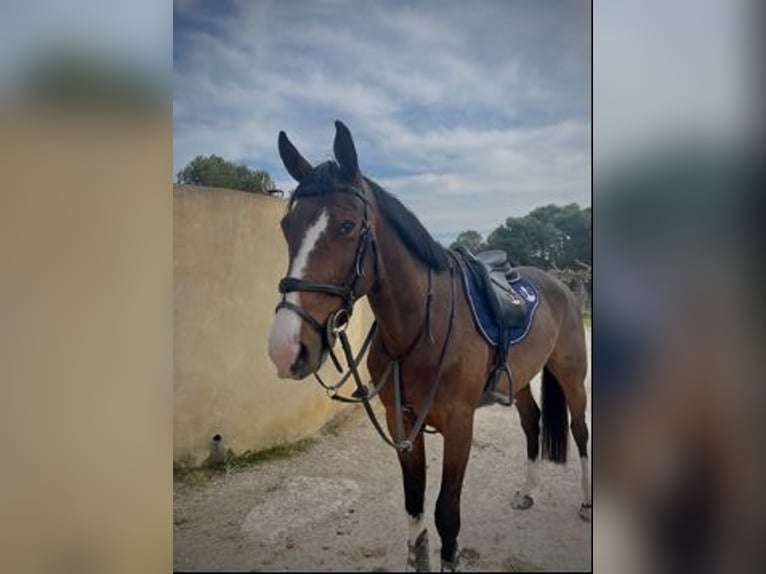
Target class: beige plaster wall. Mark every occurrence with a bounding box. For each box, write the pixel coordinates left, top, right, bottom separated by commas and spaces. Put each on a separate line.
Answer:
174, 184, 372, 466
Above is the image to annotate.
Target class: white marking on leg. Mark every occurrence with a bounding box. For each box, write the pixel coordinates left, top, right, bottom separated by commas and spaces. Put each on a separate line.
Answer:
520, 458, 539, 497
268, 209, 329, 377
408, 513, 426, 545
580, 456, 591, 506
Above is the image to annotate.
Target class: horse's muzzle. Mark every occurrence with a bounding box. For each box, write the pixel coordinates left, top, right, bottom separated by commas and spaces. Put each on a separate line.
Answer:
269, 304, 334, 380
285, 336, 327, 380
290, 342, 310, 378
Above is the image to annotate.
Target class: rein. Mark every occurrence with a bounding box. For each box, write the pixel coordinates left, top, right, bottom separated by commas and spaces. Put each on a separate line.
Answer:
275, 183, 457, 453
317, 264, 456, 452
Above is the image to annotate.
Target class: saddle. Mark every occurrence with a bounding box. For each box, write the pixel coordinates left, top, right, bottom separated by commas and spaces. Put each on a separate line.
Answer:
454, 247, 526, 406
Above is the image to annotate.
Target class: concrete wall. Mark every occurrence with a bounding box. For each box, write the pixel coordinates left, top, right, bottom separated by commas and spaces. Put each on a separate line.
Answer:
174, 185, 372, 466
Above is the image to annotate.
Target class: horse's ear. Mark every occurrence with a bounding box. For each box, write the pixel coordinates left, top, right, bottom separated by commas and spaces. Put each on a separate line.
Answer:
278, 131, 313, 182
333, 120, 359, 177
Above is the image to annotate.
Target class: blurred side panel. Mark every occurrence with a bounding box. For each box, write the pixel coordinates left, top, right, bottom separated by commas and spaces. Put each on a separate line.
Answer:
593, 1, 766, 573
0, 1, 172, 573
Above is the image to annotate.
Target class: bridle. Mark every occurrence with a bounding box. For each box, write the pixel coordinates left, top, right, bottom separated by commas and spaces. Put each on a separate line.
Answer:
275, 183, 376, 372
274, 180, 457, 453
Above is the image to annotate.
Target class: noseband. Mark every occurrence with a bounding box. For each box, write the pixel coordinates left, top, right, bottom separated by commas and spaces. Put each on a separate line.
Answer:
275, 185, 376, 369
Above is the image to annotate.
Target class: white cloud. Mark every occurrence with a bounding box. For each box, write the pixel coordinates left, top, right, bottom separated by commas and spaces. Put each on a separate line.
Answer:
174, 0, 591, 243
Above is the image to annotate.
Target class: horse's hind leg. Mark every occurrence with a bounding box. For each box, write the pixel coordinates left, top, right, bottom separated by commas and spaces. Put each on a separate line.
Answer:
548, 358, 591, 522
511, 385, 541, 510
570, 399, 592, 521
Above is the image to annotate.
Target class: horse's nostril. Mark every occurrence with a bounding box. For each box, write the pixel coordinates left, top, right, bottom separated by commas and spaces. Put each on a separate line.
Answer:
291, 343, 309, 375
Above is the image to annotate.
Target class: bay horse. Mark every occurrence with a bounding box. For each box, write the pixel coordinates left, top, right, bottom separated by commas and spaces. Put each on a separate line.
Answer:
267, 121, 590, 571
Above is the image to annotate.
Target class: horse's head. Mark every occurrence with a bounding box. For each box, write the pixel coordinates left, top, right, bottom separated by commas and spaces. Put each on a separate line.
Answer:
268, 121, 378, 379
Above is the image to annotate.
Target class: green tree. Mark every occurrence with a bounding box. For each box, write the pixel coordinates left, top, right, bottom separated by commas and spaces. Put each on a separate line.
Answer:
527, 203, 591, 268
486, 215, 564, 268
176, 155, 275, 194
450, 230, 485, 254
476, 203, 591, 309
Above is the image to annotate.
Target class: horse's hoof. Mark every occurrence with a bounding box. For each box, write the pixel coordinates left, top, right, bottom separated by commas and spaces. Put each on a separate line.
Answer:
578, 503, 592, 522
441, 557, 461, 572
406, 529, 431, 572
511, 491, 534, 510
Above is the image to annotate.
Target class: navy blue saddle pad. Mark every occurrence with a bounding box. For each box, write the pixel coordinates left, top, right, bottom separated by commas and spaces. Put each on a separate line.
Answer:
459, 268, 541, 347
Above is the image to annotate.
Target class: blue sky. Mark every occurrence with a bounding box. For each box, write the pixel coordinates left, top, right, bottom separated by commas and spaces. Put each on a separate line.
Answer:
174, 0, 591, 245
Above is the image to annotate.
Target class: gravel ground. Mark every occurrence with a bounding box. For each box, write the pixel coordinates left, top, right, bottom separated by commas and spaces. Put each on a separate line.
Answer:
174, 331, 592, 572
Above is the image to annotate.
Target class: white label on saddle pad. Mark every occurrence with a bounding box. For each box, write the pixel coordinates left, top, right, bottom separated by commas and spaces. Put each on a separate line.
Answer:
519, 285, 536, 302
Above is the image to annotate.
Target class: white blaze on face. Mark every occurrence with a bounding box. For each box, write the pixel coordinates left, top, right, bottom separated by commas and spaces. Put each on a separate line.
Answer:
268, 209, 329, 378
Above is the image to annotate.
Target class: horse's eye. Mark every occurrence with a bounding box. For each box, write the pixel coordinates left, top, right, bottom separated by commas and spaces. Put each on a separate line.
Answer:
339, 220, 356, 235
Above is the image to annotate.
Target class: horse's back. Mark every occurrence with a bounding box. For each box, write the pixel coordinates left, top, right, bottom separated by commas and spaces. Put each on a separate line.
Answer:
515, 266, 586, 352
514, 267, 580, 314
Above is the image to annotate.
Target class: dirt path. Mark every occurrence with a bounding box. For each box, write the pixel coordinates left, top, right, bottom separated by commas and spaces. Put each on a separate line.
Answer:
174, 331, 591, 572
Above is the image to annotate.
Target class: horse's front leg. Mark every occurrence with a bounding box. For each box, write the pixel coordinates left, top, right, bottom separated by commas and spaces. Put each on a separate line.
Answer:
436, 417, 474, 572
390, 418, 429, 572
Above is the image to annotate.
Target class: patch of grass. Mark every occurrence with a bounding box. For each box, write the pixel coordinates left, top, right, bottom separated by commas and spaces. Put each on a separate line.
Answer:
172, 464, 202, 483
173, 437, 317, 484
581, 308, 591, 326
222, 438, 316, 470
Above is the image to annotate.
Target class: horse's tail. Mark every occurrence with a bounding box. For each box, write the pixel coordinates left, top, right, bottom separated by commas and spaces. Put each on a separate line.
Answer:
541, 366, 569, 464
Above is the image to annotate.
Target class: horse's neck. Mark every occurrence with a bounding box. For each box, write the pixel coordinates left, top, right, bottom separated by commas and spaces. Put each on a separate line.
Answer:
366, 224, 432, 359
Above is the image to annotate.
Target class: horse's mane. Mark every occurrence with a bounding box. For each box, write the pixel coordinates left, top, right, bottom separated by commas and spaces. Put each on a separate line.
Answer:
364, 177, 450, 272
287, 161, 449, 272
